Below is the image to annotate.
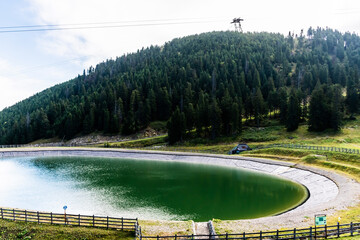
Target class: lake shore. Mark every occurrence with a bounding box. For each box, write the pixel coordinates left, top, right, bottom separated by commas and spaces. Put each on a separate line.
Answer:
1, 147, 359, 233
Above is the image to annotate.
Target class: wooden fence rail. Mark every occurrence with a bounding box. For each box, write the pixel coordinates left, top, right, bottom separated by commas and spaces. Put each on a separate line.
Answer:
137, 222, 360, 240
255, 143, 360, 155
0, 207, 137, 231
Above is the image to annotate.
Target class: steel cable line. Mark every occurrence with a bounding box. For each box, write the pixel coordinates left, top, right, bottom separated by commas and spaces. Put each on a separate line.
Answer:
0, 17, 224, 29
0, 18, 224, 33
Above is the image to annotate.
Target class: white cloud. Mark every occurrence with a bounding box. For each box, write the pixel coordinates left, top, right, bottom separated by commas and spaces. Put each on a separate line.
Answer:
28, 0, 360, 66
28, 0, 231, 68
0, 75, 39, 110
0, 58, 10, 72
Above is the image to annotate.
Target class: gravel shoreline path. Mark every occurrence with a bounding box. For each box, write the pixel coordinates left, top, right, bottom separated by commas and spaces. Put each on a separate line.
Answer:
1, 147, 359, 232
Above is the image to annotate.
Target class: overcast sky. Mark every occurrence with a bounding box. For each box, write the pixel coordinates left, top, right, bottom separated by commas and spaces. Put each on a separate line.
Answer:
0, 0, 360, 110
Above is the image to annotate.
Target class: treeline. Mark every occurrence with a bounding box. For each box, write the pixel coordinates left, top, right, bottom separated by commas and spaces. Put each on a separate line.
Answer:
1, 28, 360, 144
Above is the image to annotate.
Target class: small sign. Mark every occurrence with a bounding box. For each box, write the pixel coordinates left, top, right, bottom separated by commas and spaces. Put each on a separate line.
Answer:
63, 205, 68, 210
315, 214, 326, 226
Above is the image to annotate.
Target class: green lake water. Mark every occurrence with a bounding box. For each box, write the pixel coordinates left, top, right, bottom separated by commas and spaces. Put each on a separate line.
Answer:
0, 156, 308, 221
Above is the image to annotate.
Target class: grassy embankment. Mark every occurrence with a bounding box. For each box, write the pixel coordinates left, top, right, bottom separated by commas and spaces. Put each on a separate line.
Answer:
6, 119, 360, 237
0, 218, 134, 240
106, 118, 360, 234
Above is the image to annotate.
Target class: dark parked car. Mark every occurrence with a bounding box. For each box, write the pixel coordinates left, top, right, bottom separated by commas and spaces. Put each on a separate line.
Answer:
229, 143, 252, 154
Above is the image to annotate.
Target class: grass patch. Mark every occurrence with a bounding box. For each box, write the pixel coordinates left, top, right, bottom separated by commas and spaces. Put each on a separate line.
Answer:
0, 219, 133, 240
139, 220, 193, 236
102, 135, 168, 148
243, 148, 310, 159
149, 121, 167, 132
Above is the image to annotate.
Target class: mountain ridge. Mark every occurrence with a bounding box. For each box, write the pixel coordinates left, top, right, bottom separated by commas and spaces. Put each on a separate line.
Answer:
1, 29, 359, 144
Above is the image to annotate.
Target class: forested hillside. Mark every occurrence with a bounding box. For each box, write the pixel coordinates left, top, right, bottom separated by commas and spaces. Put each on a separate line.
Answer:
1, 28, 360, 144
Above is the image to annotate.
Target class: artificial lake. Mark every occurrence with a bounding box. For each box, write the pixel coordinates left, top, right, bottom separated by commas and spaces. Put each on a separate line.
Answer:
0, 156, 308, 221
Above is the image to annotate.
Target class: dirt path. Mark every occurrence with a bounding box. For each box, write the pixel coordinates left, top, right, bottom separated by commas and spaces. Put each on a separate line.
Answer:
194, 222, 209, 238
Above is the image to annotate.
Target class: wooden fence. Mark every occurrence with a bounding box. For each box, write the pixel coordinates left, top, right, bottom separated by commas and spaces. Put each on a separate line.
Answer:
136, 222, 360, 240
0, 207, 137, 231
256, 143, 360, 154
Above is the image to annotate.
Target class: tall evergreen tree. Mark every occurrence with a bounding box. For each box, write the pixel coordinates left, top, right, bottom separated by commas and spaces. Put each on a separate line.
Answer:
252, 88, 266, 127
308, 85, 329, 131
210, 98, 222, 140
278, 88, 288, 124
286, 89, 301, 131
330, 85, 343, 131
167, 107, 186, 144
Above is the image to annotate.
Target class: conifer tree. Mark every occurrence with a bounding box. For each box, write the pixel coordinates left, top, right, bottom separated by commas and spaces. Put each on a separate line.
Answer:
308, 85, 329, 131
167, 107, 186, 144
330, 85, 343, 131
286, 89, 301, 131
252, 88, 266, 127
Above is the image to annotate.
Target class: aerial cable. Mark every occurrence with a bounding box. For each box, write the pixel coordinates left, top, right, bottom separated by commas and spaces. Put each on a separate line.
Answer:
0, 17, 222, 29
0, 18, 223, 33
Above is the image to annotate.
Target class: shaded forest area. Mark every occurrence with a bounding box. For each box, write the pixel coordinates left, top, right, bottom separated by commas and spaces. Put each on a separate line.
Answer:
1, 28, 360, 144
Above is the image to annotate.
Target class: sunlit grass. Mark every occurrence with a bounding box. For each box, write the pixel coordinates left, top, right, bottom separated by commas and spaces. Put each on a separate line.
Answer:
0, 218, 134, 240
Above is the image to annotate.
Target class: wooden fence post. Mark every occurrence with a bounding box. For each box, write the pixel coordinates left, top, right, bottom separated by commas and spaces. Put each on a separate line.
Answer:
25, 210, 27, 222
310, 226, 312, 240
13, 209, 15, 221
37, 211, 40, 224
106, 216, 109, 229
293, 228, 296, 239
51, 212, 53, 224
175, 234, 177, 240
325, 225, 327, 239
78, 214, 81, 226
337, 222, 340, 238
350, 222, 353, 236
276, 229, 279, 240
0, 208, 3, 219
315, 225, 317, 240
139, 226, 142, 240
122, 217, 124, 230
260, 230, 262, 240
243, 232, 245, 240
93, 215, 95, 227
